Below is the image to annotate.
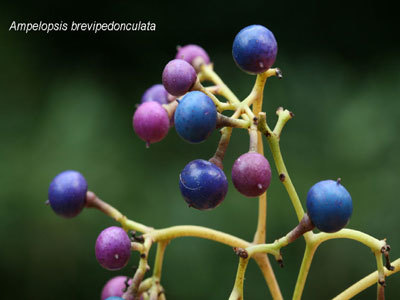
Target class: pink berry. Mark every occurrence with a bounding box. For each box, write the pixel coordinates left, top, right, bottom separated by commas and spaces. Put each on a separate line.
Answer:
101, 276, 134, 300
176, 44, 210, 65
133, 101, 169, 145
231, 152, 272, 197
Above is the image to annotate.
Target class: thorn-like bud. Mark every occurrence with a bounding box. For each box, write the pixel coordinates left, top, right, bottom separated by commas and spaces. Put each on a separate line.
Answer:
289, 111, 295, 118
233, 247, 249, 259
276, 68, 283, 79
336, 178, 342, 184
277, 259, 284, 268
279, 173, 286, 182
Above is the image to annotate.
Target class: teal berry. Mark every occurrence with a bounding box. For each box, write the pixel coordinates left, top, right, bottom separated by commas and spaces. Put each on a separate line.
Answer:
105, 297, 125, 300
174, 91, 217, 143
306, 179, 353, 233
232, 24, 278, 74
179, 159, 228, 210
48, 170, 88, 218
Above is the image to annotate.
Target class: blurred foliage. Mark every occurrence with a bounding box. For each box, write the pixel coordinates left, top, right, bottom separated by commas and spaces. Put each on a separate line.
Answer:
0, 0, 399, 299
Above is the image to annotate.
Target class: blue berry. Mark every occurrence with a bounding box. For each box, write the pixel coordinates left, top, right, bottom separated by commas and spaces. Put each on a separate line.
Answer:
105, 297, 125, 300
232, 25, 278, 74
179, 159, 228, 210
306, 179, 353, 233
141, 84, 169, 105
48, 170, 88, 218
174, 91, 217, 143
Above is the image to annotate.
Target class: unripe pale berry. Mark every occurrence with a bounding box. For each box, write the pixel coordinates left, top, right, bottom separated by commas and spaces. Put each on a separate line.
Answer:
95, 226, 131, 271
232, 25, 278, 74
101, 276, 134, 300
162, 59, 197, 96
48, 170, 88, 218
176, 44, 210, 66
133, 101, 169, 146
306, 179, 353, 233
179, 159, 228, 210
231, 152, 271, 197
141, 84, 169, 105
174, 91, 217, 143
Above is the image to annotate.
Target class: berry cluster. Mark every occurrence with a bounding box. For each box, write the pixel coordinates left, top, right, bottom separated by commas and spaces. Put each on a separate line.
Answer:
46, 24, 396, 300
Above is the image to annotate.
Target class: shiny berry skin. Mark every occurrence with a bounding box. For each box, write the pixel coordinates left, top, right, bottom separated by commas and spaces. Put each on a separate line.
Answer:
232, 25, 278, 74
141, 84, 169, 105
179, 159, 228, 210
101, 276, 133, 300
95, 226, 131, 271
176, 44, 210, 66
162, 59, 197, 96
174, 91, 217, 143
306, 180, 353, 233
133, 101, 169, 145
231, 152, 271, 197
48, 170, 87, 218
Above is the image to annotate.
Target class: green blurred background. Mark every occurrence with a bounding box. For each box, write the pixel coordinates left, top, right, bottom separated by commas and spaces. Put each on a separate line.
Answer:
1, 1, 399, 299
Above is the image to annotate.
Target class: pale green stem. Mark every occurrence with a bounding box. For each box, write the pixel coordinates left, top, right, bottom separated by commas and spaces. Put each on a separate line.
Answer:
153, 241, 169, 280
292, 243, 317, 300
333, 258, 400, 300
86, 191, 152, 233
199, 64, 241, 105
229, 257, 250, 300
147, 225, 250, 248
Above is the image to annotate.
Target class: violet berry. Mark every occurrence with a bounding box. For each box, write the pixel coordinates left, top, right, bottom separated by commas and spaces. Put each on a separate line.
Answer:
231, 152, 272, 197
95, 226, 131, 271
48, 170, 88, 218
141, 84, 169, 105
101, 276, 133, 300
133, 101, 169, 146
176, 44, 210, 66
162, 59, 197, 96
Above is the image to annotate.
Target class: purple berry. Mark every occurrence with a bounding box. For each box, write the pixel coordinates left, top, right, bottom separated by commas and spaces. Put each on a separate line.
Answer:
95, 226, 131, 271
101, 276, 133, 300
162, 59, 197, 96
141, 84, 169, 105
48, 170, 88, 218
231, 152, 272, 197
232, 25, 278, 74
133, 101, 169, 145
176, 44, 210, 66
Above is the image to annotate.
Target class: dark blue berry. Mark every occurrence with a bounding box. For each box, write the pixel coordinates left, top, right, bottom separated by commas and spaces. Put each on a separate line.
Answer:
232, 25, 278, 74
174, 91, 217, 143
179, 159, 228, 210
48, 170, 88, 218
306, 180, 353, 233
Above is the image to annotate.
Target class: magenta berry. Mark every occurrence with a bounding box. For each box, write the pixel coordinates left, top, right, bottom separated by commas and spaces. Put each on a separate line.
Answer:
162, 59, 197, 96
48, 170, 88, 218
141, 84, 169, 105
101, 276, 133, 300
176, 44, 210, 66
133, 101, 169, 145
231, 152, 272, 197
95, 226, 131, 271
